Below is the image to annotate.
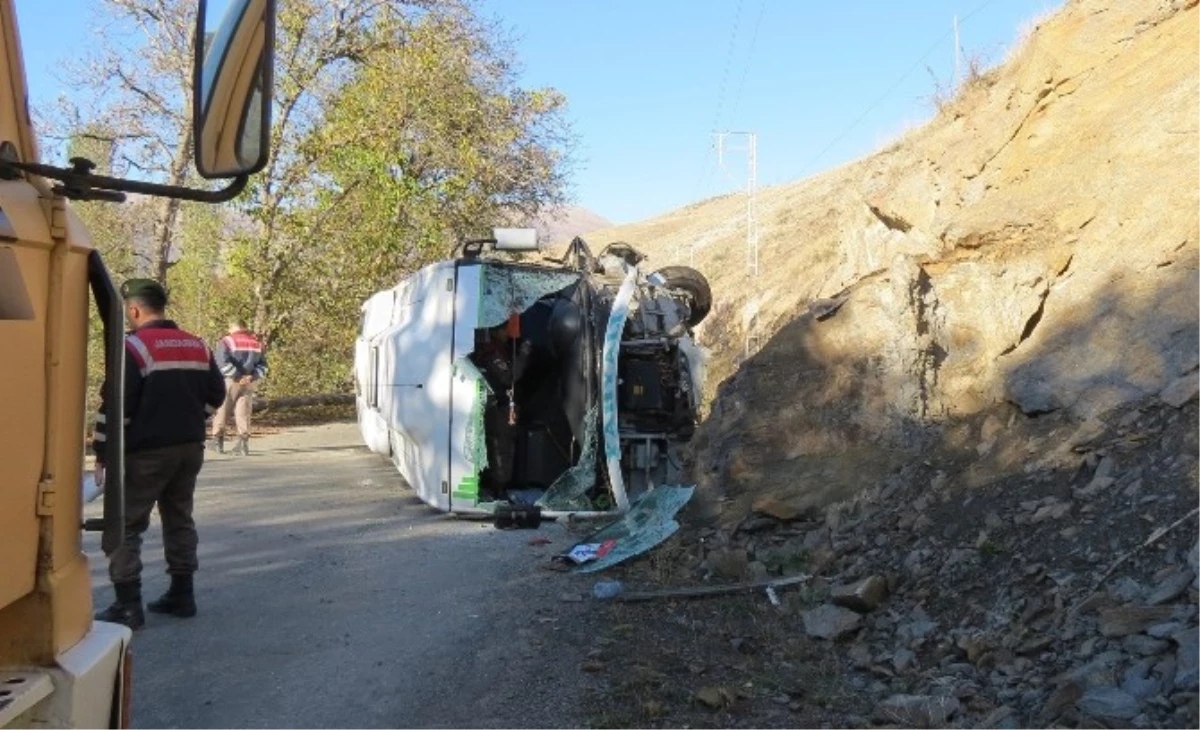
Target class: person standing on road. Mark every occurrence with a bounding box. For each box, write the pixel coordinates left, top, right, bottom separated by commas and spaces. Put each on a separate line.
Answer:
211, 318, 268, 456
92, 279, 226, 630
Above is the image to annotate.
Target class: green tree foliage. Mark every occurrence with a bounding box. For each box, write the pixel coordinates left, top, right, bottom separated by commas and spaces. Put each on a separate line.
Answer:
53, 0, 574, 399
314, 9, 572, 259
254, 7, 573, 394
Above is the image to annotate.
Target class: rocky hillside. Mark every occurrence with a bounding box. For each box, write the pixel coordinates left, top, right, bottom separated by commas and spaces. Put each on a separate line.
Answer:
586, 0, 1198, 523
581, 397, 1197, 728
571, 1, 1199, 728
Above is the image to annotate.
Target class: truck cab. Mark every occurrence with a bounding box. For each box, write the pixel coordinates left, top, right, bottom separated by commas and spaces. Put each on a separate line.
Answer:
0, 1, 276, 725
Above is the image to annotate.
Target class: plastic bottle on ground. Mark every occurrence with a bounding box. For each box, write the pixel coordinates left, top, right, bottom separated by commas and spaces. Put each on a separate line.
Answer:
592, 580, 623, 600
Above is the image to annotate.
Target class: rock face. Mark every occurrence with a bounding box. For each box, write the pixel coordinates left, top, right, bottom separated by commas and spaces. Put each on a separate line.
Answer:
588, 0, 1199, 526
577, 2, 1200, 728
666, 393, 1197, 729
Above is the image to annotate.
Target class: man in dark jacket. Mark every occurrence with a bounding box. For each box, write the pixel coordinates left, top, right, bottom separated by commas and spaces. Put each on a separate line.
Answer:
92, 279, 226, 630
211, 318, 268, 455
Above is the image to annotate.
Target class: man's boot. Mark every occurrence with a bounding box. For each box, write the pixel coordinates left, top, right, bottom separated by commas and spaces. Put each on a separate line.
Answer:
235, 435, 249, 456
147, 574, 196, 618
210, 433, 224, 454
95, 581, 145, 630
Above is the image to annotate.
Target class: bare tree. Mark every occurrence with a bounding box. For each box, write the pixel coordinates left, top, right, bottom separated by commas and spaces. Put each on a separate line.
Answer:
45, 0, 197, 282
45, 0, 443, 293
238, 0, 451, 342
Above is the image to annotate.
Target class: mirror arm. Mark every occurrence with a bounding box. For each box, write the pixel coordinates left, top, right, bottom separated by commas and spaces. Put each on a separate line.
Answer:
456, 237, 496, 259
0, 156, 248, 204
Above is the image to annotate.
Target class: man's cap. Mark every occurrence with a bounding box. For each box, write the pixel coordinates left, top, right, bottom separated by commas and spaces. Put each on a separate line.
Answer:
120, 278, 168, 304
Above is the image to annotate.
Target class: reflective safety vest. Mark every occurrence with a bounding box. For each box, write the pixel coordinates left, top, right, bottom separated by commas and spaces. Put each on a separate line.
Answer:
92, 320, 226, 463
215, 330, 269, 381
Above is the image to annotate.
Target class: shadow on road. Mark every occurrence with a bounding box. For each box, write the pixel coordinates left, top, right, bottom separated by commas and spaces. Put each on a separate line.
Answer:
84, 423, 597, 729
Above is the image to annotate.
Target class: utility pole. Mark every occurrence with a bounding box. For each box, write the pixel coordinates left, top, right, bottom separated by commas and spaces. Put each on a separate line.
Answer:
953, 15, 962, 85
747, 132, 758, 276
711, 130, 759, 275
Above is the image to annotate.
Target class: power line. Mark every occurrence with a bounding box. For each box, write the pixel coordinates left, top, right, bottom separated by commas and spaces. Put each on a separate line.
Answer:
800, 0, 1000, 175
709, 0, 745, 133
726, 0, 767, 129
692, 0, 746, 202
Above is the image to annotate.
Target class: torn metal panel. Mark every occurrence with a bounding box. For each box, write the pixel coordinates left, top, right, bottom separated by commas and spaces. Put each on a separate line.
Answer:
568, 485, 695, 573
537, 405, 600, 511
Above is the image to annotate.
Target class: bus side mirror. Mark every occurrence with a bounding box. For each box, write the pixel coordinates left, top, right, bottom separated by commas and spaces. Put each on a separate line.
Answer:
193, 0, 276, 179
492, 228, 541, 252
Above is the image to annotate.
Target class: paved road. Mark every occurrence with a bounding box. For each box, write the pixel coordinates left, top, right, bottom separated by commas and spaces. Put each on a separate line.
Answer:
84, 423, 597, 729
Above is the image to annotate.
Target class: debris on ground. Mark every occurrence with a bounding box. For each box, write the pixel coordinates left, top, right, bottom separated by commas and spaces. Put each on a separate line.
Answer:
571, 397, 1199, 728
557, 485, 694, 573
612, 573, 809, 603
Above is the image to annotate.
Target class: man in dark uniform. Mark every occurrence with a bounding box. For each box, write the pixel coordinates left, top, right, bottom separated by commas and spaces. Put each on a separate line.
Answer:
470, 324, 533, 496
92, 279, 226, 630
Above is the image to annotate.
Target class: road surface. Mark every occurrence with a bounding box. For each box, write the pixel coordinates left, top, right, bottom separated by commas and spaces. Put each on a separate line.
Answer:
84, 423, 598, 729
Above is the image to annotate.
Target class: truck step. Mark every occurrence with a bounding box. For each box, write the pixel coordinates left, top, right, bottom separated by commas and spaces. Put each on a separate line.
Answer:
0, 670, 54, 727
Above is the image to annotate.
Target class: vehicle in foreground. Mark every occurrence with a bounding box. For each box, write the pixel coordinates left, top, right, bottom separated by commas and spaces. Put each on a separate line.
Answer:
0, 0, 277, 725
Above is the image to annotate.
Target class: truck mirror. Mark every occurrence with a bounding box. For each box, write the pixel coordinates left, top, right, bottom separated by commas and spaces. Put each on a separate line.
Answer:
193, 0, 276, 179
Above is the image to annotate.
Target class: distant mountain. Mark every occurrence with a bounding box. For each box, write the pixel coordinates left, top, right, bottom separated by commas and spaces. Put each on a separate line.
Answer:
532, 205, 611, 246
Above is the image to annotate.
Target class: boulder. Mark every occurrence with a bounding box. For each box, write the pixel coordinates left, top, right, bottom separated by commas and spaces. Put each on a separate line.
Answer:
874, 694, 961, 728
1076, 686, 1140, 721
751, 496, 804, 522
1173, 627, 1199, 691
831, 575, 889, 613
1160, 370, 1199, 408
1098, 606, 1175, 637
801, 603, 863, 641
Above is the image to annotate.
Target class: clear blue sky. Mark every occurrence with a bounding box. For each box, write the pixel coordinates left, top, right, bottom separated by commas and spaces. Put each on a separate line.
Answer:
16, 0, 1062, 224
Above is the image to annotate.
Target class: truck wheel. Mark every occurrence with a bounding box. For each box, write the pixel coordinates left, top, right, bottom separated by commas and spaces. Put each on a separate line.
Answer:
653, 266, 712, 327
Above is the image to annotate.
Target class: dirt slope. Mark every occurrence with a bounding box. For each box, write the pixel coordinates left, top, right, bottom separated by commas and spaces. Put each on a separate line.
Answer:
570, 2, 1199, 727
583, 0, 1198, 522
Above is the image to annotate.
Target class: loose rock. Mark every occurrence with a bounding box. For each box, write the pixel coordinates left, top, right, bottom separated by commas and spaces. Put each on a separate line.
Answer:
831, 575, 889, 613
874, 694, 961, 728
1097, 606, 1175, 637
1160, 371, 1199, 408
751, 496, 804, 522
695, 686, 735, 709
1147, 569, 1194, 605
801, 603, 863, 640
1173, 627, 1198, 691
1076, 686, 1140, 721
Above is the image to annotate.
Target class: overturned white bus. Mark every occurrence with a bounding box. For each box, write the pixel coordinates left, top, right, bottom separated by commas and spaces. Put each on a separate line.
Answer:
354, 232, 710, 517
